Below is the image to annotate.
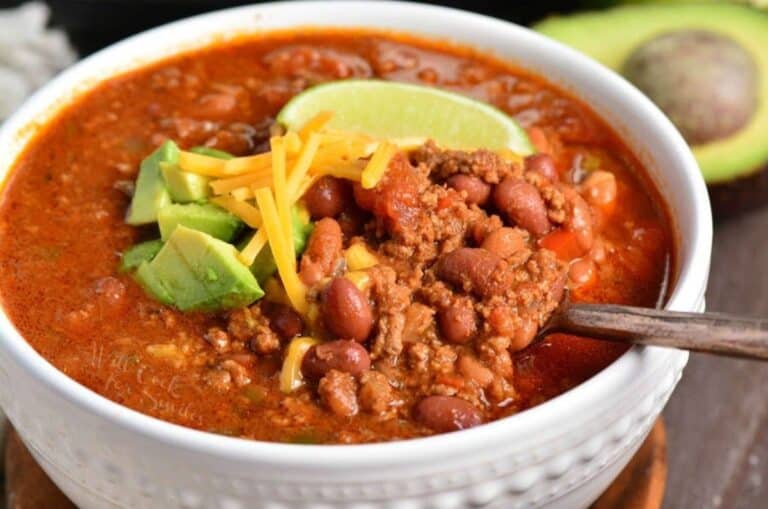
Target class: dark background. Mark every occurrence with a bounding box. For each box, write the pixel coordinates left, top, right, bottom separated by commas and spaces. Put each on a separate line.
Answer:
0, 0, 578, 55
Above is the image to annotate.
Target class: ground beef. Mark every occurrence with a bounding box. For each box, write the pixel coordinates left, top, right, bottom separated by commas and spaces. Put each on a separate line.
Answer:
412, 140, 522, 184
318, 369, 359, 417
226, 304, 280, 355
358, 371, 396, 416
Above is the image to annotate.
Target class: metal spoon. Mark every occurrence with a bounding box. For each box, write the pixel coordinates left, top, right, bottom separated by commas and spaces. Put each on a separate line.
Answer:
541, 300, 768, 360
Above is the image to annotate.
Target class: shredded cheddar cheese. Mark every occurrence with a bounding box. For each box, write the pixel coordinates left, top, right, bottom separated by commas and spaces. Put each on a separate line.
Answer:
270, 136, 294, 263
210, 196, 262, 229
238, 229, 268, 267
185, 111, 524, 317
361, 141, 397, 189
254, 187, 308, 315
298, 111, 334, 140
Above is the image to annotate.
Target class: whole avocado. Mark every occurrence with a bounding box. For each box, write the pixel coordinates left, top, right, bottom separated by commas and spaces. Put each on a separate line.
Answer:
535, 4, 768, 217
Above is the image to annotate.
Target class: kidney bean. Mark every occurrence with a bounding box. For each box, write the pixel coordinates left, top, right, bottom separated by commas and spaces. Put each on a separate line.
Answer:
457, 355, 494, 388
481, 227, 526, 259
446, 174, 491, 206
437, 248, 507, 297
563, 188, 594, 251
569, 257, 596, 287
493, 177, 551, 237
267, 303, 304, 339
415, 396, 483, 432
300, 218, 343, 286
322, 277, 374, 342
303, 176, 352, 219
581, 170, 617, 208
524, 153, 558, 182
437, 304, 477, 344
302, 339, 371, 379
509, 319, 538, 352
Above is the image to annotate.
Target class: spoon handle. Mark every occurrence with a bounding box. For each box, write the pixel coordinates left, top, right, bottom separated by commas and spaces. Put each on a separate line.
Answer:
548, 303, 768, 360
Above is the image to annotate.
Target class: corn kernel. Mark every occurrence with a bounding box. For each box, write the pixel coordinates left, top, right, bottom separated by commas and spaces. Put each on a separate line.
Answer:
345, 270, 372, 292
345, 243, 378, 271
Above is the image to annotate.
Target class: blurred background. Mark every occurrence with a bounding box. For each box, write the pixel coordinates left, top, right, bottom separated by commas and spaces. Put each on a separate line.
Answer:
0, 1, 578, 54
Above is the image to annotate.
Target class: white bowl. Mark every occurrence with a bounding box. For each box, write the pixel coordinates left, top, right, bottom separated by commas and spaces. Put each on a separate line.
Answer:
0, 2, 712, 508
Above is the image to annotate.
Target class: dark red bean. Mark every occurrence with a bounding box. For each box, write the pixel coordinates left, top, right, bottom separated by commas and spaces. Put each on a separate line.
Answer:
446, 174, 491, 206
437, 248, 508, 297
267, 303, 304, 339
322, 277, 374, 342
415, 396, 483, 432
301, 340, 371, 379
303, 176, 352, 219
438, 305, 477, 344
300, 217, 343, 286
524, 153, 558, 182
493, 177, 551, 237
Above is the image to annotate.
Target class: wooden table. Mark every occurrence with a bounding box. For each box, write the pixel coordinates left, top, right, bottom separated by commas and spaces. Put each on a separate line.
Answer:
663, 207, 768, 508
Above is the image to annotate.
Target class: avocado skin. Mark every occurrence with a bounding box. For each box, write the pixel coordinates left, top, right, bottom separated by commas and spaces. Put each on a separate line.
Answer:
535, 4, 768, 216
126, 141, 177, 225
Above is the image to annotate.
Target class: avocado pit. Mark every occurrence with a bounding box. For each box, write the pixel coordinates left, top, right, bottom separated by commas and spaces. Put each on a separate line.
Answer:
623, 30, 757, 145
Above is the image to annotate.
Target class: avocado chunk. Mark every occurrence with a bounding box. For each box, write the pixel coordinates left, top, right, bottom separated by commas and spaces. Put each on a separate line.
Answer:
134, 261, 174, 305
126, 140, 178, 225
144, 226, 263, 311
157, 203, 243, 242
120, 239, 164, 272
535, 3, 768, 215
189, 146, 235, 159
160, 162, 211, 203
244, 205, 314, 283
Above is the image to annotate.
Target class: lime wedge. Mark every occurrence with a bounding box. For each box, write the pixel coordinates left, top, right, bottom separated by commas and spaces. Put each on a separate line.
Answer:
277, 80, 533, 155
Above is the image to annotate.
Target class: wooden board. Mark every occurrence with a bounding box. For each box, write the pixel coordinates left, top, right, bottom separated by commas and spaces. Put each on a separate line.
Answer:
4, 428, 75, 509
1, 420, 667, 508
592, 420, 667, 509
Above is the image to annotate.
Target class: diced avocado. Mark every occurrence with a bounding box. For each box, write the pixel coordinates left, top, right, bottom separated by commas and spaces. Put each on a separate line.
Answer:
243, 206, 314, 283
169, 226, 264, 309
189, 146, 235, 159
134, 261, 173, 305
148, 237, 212, 310
119, 239, 164, 272
293, 204, 314, 255
140, 226, 263, 311
160, 162, 210, 203
157, 203, 243, 242
126, 140, 178, 225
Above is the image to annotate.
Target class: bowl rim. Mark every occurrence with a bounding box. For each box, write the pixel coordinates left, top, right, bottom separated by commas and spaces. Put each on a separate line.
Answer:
0, 0, 711, 465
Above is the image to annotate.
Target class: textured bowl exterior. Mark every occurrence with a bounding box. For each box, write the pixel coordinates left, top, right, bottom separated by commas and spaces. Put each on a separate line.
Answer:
0, 2, 712, 508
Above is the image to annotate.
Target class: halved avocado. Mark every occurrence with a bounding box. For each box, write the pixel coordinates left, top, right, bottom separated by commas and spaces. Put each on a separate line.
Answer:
535, 4, 768, 217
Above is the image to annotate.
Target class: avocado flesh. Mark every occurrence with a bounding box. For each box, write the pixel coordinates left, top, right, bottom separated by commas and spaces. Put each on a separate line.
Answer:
144, 226, 263, 311
535, 4, 768, 185
134, 261, 174, 305
126, 141, 178, 225
120, 239, 164, 272
157, 203, 243, 242
242, 206, 314, 283
160, 162, 211, 203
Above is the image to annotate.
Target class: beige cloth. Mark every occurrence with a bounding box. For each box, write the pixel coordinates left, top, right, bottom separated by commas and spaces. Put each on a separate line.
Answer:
0, 2, 76, 120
